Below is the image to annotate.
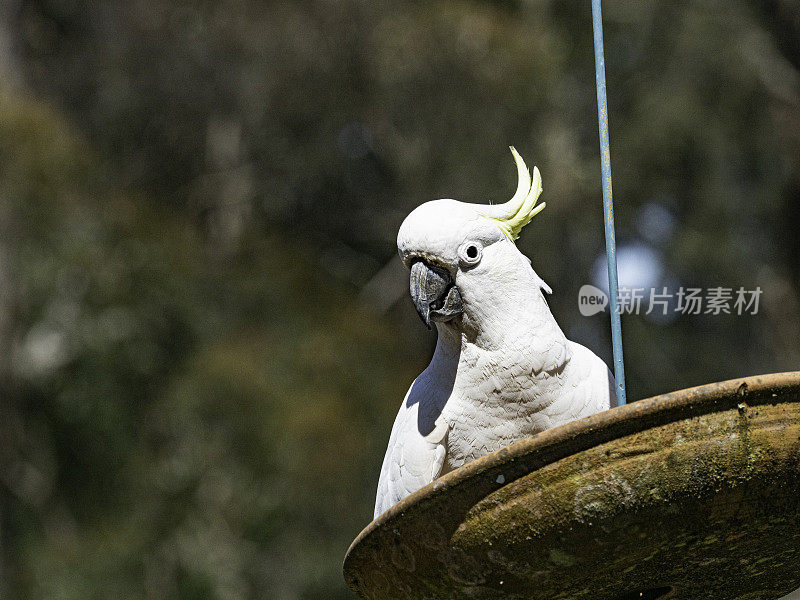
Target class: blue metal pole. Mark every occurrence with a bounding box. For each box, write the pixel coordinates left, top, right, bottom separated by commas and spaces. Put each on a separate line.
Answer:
591, 0, 627, 406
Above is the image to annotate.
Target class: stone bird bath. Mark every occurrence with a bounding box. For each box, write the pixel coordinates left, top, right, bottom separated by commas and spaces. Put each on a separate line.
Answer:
344, 372, 800, 600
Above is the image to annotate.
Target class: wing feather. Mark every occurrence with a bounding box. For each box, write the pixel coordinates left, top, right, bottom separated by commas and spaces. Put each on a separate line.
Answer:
374, 380, 449, 518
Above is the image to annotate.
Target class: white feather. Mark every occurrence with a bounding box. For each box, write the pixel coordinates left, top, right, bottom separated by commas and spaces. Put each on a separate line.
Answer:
375, 188, 614, 519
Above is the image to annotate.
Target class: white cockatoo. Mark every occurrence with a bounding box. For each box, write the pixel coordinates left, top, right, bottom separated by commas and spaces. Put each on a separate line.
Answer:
374, 148, 616, 518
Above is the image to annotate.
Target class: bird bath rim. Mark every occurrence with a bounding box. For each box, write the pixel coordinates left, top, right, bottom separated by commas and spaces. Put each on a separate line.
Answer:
344, 371, 800, 600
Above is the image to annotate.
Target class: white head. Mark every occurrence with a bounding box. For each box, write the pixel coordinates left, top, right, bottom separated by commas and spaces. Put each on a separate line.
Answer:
397, 148, 552, 341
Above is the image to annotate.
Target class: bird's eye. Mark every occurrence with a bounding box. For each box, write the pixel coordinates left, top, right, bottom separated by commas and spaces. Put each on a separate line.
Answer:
458, 242, 482, 266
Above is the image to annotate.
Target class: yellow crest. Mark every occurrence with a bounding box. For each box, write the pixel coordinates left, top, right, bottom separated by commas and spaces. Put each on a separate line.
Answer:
482, 147, 545, 241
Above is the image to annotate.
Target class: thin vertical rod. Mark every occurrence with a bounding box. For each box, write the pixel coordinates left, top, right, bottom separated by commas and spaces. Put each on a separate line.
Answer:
591, 0, 627, 406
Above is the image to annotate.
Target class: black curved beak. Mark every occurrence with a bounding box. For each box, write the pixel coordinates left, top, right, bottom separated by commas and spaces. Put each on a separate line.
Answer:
409, 260, 463, 329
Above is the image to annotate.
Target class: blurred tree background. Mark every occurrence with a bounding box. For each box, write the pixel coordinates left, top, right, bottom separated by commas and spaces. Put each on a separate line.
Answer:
0, 0, 798, 598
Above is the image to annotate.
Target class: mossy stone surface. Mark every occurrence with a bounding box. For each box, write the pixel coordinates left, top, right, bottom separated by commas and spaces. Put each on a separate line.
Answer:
344, 372, 800, 600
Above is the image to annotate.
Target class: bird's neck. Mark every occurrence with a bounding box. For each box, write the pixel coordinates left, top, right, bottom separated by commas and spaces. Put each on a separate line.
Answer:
434, 268, 571, 376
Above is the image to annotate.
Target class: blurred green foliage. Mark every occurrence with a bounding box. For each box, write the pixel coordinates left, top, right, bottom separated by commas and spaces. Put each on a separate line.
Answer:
0, 90, 420, 598
0, 0, 799, 598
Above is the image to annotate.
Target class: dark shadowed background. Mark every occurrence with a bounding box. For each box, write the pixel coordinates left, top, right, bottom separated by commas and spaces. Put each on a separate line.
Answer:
0, 0, 798, 598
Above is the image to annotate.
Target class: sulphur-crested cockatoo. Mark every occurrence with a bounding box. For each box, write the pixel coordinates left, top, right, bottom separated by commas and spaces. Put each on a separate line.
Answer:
374, 148, 616, 518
